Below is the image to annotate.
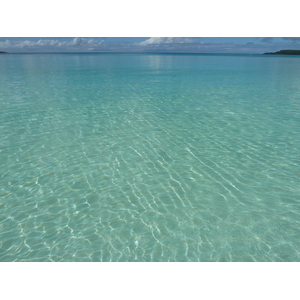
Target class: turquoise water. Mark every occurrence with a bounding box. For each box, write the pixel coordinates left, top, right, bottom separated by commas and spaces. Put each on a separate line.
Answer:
1, 53, 300, 262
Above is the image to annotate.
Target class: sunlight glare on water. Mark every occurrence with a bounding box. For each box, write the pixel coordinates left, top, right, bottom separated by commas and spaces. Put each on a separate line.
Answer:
1, 53, 300, 261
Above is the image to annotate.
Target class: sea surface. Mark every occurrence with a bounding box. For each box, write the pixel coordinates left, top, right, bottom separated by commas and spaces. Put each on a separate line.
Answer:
1, 53, 300, 261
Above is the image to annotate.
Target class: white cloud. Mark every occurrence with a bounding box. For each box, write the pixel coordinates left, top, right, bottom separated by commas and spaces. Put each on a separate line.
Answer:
136, 37, 195, 46
0, 38, 104, 52
0, 39, 13, 48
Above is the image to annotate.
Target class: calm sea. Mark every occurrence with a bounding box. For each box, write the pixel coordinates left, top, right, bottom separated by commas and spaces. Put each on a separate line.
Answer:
1, 53, 300, 261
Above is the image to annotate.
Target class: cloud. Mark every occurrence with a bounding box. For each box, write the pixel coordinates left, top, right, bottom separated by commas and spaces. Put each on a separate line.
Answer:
282, 37, 300, 42
0, 37, 104, 52
132, 38, 270, 53
132, 37, 207, 53
2, 37, 300, 54
261, 37, 273, 43
136, 37, 195, 46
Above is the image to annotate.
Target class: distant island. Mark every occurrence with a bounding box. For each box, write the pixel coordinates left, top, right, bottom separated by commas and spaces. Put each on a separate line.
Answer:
264, 50, 300, 55
0, 51, 8, 54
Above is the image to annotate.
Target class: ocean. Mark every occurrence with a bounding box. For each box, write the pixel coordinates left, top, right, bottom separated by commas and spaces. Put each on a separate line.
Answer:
1, 53, 300, 261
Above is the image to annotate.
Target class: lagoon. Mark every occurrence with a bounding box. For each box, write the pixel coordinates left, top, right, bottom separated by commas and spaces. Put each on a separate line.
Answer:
1, 53, 300, 261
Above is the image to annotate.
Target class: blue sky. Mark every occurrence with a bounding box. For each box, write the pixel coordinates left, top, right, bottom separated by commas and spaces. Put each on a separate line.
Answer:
1, 37, 300, 54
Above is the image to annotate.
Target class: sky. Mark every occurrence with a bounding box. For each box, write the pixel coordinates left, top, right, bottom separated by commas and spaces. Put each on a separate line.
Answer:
1, 37, 300, 54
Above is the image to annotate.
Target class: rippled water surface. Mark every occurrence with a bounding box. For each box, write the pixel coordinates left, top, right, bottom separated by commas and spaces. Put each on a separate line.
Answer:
1, 53, 300, 261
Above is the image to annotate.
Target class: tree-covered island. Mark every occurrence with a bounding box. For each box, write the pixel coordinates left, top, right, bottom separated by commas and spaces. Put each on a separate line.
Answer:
264, 50, 300, 55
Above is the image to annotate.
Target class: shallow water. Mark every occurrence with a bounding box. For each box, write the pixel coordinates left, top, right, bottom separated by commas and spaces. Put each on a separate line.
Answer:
1, 53, 300, 261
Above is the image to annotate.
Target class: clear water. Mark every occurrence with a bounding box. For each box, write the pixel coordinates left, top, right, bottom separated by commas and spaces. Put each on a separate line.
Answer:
1, 53, 300, 262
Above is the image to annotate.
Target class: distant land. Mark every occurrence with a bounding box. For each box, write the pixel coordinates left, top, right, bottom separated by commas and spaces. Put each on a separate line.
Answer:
264, 50, 300, 55
0, 51, 8, 53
